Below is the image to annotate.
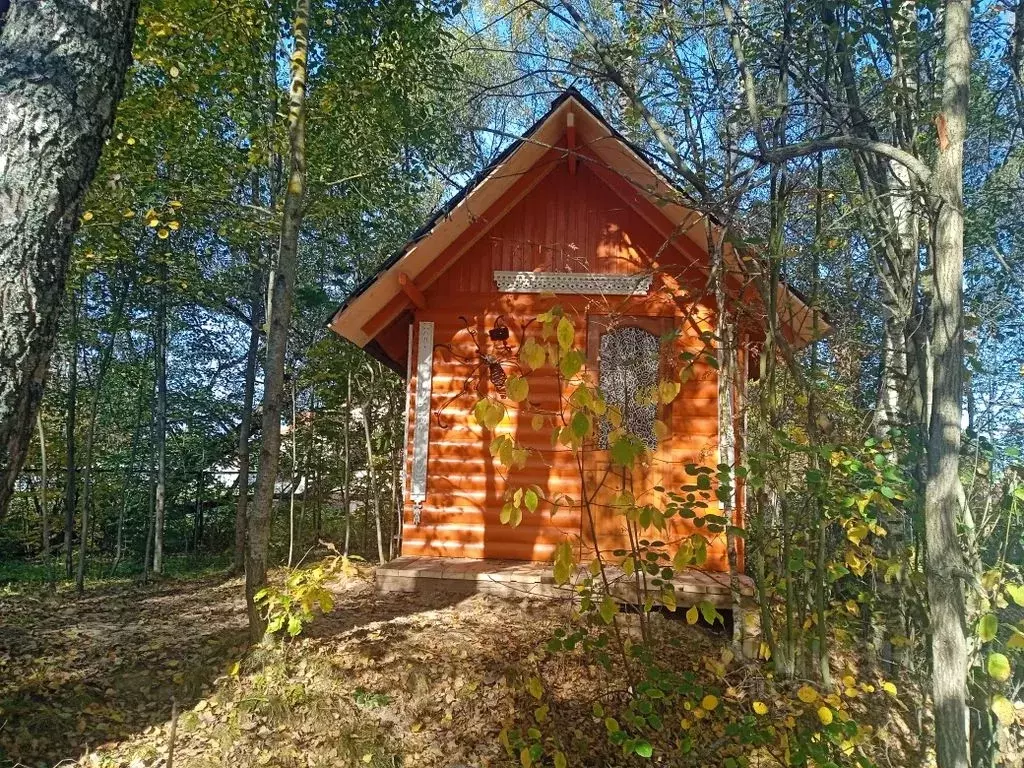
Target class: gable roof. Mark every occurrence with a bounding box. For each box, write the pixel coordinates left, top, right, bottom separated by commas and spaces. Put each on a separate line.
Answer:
327, 88, 830, 355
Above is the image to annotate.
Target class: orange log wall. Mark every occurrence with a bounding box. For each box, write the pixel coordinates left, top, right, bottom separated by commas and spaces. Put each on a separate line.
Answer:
393, 159, 744, 569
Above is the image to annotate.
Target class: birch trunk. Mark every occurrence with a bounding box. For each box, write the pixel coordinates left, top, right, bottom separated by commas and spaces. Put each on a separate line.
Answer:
0, 0, 140, 518
924, 2, 971, 767
246, 0, 309, 642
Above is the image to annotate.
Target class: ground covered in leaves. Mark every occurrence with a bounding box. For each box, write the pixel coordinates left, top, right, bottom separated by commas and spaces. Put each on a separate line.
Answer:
1, 567, 639, 767
2, 566, 930, 768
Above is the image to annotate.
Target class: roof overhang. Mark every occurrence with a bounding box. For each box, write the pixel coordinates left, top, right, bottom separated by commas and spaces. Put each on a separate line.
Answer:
328, 89, 831, 353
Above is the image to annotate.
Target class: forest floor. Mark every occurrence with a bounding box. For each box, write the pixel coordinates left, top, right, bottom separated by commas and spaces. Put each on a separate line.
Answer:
1, 564, 926, 768
1, 563, 678, 768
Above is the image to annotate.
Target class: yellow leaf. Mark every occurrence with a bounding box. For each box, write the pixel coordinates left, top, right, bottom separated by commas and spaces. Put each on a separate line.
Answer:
818, 706, 834, 725
662, 588, 677, 612
553, 751, 567, 768
82, 211, 93, 221
991, 695, 1015, 726
168, 220, 180, 231
686, 605, 699, 625
653, 420, 669, 440
881, 681, 898, 697
157, 228, 170, 239
169, 65, 180, 78
701, 694, 719, 711
797, 685, 819, 704
527, 676, 543, 700
362, 755, 372, 764
846, 525, 869, 545
169, 199, 183, 208
753, 701, 768, 715
825, 693, 842, 708
126, 137, 135, 145
841, 675, 856, 688
410, 722, 422, 733
148, 217, 160, 227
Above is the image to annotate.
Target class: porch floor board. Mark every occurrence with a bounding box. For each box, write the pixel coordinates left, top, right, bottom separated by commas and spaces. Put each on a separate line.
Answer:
376, 555, 756, 606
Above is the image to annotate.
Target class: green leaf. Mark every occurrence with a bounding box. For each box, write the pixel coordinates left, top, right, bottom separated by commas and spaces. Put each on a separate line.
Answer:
1006, 583, 1024, 607
604, 717, 620, 733
879, 485, 896, 499
978, 613, 998, 643
610, 435, 640, 467
987, 652, 1012, 682
506, 376, 529, 402
556, 317, 574, 350
524, 488, 539, 513
553, 541, 574, 585
520, 338, 546, 370
599, 595, 617, 624
633, 740, 653, 758
560, 349, 584, 378
571, 411, 590, 438
1008, 628, 1024, 649
699, 600, 720, 625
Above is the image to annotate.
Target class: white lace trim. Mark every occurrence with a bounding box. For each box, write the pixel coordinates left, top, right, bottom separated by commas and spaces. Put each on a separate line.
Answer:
493, 270, 653, 296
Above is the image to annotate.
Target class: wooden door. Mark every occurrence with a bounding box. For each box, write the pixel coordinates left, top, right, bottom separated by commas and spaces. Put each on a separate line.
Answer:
581, 315, 676, 558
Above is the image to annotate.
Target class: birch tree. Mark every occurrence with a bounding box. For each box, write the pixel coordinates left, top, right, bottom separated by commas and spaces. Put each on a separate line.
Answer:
0, 0, 140, 518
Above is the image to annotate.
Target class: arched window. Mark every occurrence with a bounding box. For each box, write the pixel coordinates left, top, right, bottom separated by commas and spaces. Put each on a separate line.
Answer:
597, 325, 661, 450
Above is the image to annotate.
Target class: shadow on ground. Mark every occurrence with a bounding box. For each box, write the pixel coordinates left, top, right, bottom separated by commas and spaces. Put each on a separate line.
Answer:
0, 571, 465, 767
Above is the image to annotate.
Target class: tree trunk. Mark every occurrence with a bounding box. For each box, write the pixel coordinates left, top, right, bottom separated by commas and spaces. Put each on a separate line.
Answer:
143, 429, 155, 583
153, 263, 168, 574
77, 275, 130, 594
64, 297, 79, 579
0, 0, 140, 519
288, 377, 297, 567
924, 2, 971, 767
343, 370, 352, 557
363, 400, 385, 564
111, 375, 145, 576
246, 0, 309, 643
233, 282, 262, 574
36, 412, 53, 589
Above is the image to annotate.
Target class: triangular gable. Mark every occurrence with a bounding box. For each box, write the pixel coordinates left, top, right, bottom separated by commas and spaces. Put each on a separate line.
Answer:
328, 89, 830, 362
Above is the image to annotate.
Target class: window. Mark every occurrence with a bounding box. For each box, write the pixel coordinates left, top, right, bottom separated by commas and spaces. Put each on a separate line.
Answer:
595, 324, 662, 450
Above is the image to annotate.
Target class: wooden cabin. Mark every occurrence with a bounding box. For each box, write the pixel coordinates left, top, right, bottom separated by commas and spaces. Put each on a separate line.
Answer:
328, 90, 824, 593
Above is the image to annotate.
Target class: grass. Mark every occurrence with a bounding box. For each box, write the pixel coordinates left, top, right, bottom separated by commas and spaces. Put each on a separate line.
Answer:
0, 552, 233, 591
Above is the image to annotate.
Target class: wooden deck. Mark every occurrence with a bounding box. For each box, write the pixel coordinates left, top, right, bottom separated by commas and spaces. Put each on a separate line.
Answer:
376, 555, 756, 607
